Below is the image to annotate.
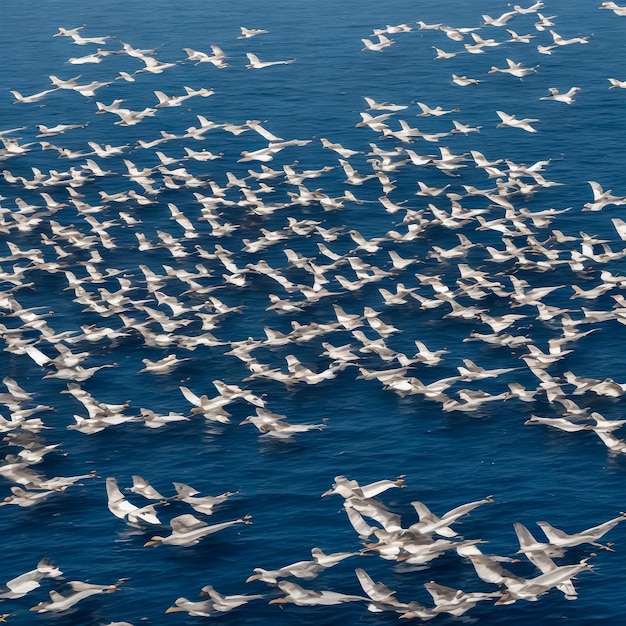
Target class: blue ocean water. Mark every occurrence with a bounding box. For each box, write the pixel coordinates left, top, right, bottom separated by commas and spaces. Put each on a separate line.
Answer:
0, 0, 626, 624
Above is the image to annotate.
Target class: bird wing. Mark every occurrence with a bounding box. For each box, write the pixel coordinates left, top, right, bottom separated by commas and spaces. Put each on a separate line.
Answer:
424, 582, 462, 606
355, 568, 396, 602
5, 573, 41, 594
179, 386, 202, 406
410, 500, 437, 522
536, 521, 570, 542
106, 477, 139, 517
514, 522, 540, 551
170, 514, 207, 533
442, 496, 493, 523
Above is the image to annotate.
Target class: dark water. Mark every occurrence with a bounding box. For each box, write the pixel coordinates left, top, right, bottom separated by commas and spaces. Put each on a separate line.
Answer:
0, 1, 625, 624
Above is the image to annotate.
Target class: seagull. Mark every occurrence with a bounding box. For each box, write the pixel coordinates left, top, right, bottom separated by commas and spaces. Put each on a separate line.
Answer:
245, 53, 295, 68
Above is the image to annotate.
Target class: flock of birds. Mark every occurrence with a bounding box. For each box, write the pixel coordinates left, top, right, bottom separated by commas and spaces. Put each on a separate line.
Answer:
0, 0, 625, 623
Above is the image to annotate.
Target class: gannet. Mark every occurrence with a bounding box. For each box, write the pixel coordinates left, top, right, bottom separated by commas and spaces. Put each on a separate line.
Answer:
482, 10, 517, 26
550, 29, 590, 46
0, 559, 62, 599
506, 28, 536, 42
322, 475, 405, 499
433, 47, 457, 60
355, 568, 420, 613
10, 88, 59, 104
269, 580, 368, 606
127, 475, 165, 500
172, 482, 235, 515
245, 52, 295, 68
30, 580, 120, 612
540, 86, 580, 103
496, 110, 539, 132
238, 26, 269, 38
410, 496, 494, 537
524, 415, 591, 433
415, 101, 459, 116
106, 477, 162, 525
537, 513, 626, 550
144, 514, 250, 547
361, 34, 395, 52
495, 560, 592, 604
451, 74, 482, 86
424, 582, 500, 615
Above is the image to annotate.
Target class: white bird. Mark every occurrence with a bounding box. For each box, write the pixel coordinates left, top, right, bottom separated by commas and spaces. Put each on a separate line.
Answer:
245, 53, 295, 68
30, 581, 120, 612
537, 514, 626, 550
452, 74, 482, 86
128, 475, 166, 500
540, 87, 580, 104
0, 559, 62, 599
415, 101, 459, 116
496, 110, 539, 132
172, 482, 236, 515
179, 386, 231, 423
10, 88, 59, 104
106, 477, 162, 525
489, 58, 538, 78
410, 496, 494, 537
600, 1, 626, 16
363, 96, 407, 111
361, 34, 395, 52
238, 26, 269, 38
269, 580, 368, 606
144, 514, 250, 547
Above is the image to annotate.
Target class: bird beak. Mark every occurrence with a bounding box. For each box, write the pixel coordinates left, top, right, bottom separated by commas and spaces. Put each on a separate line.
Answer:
143, 539, 159, 547
165, 606, 181, 613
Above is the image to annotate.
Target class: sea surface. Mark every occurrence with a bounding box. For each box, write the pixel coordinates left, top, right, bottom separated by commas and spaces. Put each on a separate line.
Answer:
0, 0, 625, 624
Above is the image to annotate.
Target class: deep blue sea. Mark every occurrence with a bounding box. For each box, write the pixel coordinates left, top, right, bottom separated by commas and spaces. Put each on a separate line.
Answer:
0, 1, 625, 624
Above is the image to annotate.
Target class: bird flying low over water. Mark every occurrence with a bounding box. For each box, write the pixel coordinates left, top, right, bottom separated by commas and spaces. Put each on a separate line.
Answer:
245, 53, 295, 68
